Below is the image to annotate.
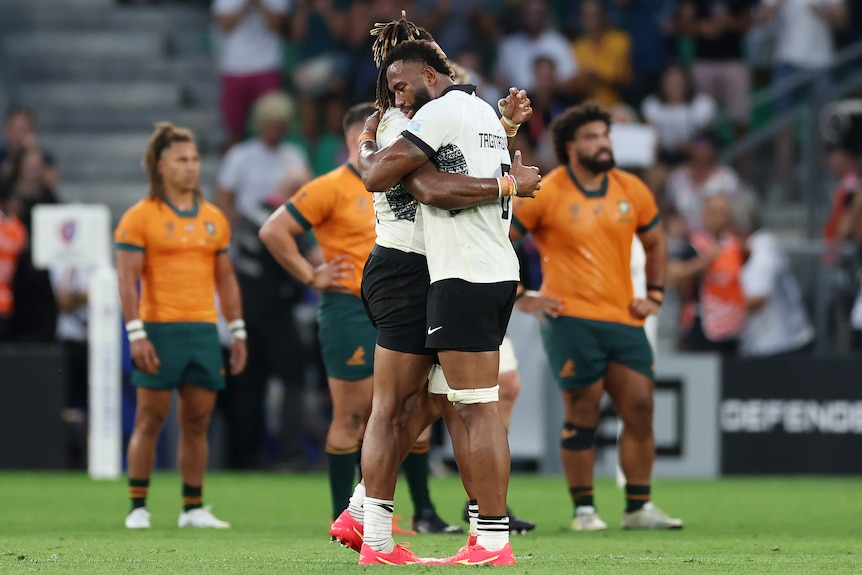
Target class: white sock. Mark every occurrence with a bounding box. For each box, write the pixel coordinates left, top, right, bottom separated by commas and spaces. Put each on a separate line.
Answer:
467, 500, 479, 536
363, 497, 395, 553
477, 515, 509, 551
348, 483, 365, 523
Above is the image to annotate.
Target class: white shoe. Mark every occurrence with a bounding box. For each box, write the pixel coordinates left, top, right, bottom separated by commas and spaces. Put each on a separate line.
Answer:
622, 502, 683, 530
178, 505, 231, 529
571, 506, 608, 531
125, 507, 151, 529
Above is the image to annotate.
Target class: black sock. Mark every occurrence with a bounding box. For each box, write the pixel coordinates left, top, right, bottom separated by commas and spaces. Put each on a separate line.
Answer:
570, 485, 595, 510
129, 477, 149, 511
401, 441, 433, 517
625, 484, 650, 512
182, 483, 203, 512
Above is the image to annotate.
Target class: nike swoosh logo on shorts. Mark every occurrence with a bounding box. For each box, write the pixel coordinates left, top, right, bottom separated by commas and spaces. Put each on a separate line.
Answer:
428, 326, 443, 335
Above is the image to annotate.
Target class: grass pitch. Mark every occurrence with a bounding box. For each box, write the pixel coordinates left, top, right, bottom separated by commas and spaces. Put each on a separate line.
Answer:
1, 472, 860, 574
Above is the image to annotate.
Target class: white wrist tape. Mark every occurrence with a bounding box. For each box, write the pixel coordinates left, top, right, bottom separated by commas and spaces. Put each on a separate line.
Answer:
127, 329, 147, 342
232, 329, 247, 340
126, 319, 144, 333
228, 319, 246, 331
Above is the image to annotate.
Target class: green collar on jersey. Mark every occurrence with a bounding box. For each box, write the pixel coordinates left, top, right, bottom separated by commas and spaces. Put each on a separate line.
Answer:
346, 163, 361, 179
163, 196, 199, 218
566, 165, 608, 198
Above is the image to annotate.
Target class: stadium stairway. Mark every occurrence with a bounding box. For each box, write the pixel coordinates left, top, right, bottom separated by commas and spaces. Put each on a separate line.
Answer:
0, 0, 221, 220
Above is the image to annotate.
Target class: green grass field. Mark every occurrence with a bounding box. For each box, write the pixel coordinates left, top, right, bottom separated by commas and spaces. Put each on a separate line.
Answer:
1, 472, 860, 574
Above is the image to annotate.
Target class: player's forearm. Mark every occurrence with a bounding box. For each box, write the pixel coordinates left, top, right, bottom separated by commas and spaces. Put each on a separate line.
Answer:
359, 149, 408, 191
117, 277, 141, 323
644, 237, 668, 291
358, 137, 427, 192
216, 272, 243, 323
403, 171, 500, 210
259, 226, 315, 285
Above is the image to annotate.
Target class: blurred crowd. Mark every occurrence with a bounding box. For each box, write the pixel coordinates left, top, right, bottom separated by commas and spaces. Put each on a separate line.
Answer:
5, 0, 862, 469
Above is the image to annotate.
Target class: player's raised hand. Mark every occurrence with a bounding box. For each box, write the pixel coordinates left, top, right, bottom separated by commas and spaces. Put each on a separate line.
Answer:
515, 290, 563, 322
361, 110, 381, 140
498, 87, 533, 125
131, 339, 161, 375
230, 338, 247, 375
629, 298, 660, 320
310, 254, 355, 291
510, 150, 541, 197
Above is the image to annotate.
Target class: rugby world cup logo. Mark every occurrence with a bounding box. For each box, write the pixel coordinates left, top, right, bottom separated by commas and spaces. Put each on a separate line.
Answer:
60, 219, 77, 244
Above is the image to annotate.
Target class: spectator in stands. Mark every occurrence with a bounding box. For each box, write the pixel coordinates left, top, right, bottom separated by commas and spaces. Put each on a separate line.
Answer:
642, 65, 717, 168
216, 92, 311, 227
665, 130, 750, 229
290, 0, 349, 147
641, 64, 717, 193
822, 140, 861, 264
668, 194, 746, 353
1, 147, 59, 232
50, 265, 92, 468
415, 0, 499, 61
0, 105, 59, 190
759, 0, 847, 194
677, 0, 755, 136
571, 0, 633, 108
495, 0, 578, 95
0, 189, 26, 342
212, 0, 291, 149
216, 91, 313, 469
1, 147, 59, 343
614, 0, 676, 106
734, 201, 814, 356
518, 55, 569, 174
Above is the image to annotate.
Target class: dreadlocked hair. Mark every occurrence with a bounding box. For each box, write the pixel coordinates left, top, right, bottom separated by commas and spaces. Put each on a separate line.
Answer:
375, 40, 450, 111
142, 121, 201, 201
370, 11, 450, 110
370, 11, 434, 69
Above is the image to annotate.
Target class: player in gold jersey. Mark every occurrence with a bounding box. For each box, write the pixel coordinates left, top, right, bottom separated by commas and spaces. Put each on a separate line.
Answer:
115, 123, 247, 529
512, 104, 682, 531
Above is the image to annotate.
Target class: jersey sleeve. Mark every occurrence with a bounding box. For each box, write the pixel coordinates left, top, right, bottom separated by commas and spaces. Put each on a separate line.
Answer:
401, 99, 457, 159
512, 196, 543, 236
114, 206, 146, 251
286, 177, 335, 232
214, 208, 231, 253
631, 178, 661, 234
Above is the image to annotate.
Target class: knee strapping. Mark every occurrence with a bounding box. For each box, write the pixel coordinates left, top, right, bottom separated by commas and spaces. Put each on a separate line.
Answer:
560, 423, 595, 450
447, 385, 500, 404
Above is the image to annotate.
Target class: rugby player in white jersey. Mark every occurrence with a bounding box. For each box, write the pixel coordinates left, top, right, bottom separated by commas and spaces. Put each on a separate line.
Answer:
357, 40, 534, 566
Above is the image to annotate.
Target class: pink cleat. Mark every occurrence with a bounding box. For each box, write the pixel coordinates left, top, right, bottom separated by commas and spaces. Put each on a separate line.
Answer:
440, 542, 516, 566
358, 542, 421, 565
329, 509, 363, 552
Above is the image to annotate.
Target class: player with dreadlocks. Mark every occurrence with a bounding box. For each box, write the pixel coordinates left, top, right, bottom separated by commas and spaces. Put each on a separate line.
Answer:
371, 12, 538, 537
329, 12, 539, 565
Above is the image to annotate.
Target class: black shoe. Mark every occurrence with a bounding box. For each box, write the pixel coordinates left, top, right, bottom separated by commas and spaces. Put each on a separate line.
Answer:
507, 510, 536, 534
412, 509, 465, 534
462, 501, 536, 534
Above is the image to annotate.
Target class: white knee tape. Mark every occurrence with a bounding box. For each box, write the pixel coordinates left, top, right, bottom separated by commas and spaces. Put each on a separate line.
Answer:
447, 385, 500, 405
428, 364, 450, 395
499, 336, 518, 373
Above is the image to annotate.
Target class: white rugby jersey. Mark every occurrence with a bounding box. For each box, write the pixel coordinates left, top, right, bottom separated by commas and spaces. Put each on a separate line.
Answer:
372, 107, 426, 255
402, 85, 519, 284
